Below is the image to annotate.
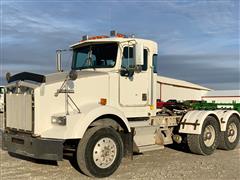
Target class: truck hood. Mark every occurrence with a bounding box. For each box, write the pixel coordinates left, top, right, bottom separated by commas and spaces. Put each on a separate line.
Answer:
45, 70, 108, 85
6, 71, 109, 87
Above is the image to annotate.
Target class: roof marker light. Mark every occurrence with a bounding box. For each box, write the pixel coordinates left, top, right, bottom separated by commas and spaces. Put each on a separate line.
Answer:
82, 35, 88, 41
81, 35, 109, 42
110, 30, 127, 38
110, 30, 117, 37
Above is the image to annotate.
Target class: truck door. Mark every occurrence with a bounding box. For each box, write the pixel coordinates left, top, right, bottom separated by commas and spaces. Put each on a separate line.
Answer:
119, 46, 150, 106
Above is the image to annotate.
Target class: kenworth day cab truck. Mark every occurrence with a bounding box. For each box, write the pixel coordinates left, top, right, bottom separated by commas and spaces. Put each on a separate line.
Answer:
2, 31, 240, 178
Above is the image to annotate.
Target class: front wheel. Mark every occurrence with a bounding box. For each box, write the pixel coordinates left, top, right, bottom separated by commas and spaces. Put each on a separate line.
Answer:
76, 126, 123, 178
187, 116, 220, 155
218, 115, 240, 150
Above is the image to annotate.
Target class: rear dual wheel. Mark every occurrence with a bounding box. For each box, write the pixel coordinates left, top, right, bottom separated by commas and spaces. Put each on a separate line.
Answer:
187, 116, 220, 155
218, 115, 240, 150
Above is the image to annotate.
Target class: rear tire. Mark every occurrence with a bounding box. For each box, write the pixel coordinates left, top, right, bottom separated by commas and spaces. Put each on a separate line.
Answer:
187, 116, 220, 155
218, 115, 240, 150
76, 126, 123, 178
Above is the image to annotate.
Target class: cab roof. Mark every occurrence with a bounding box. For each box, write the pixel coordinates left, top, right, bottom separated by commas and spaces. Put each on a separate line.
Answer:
70, 37, 157, 49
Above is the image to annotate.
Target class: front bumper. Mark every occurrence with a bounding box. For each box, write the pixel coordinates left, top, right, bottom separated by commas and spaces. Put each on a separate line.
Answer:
2, 131, 64, 161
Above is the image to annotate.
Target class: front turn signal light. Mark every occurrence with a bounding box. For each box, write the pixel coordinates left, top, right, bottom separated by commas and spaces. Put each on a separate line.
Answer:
100, 98, 107, 105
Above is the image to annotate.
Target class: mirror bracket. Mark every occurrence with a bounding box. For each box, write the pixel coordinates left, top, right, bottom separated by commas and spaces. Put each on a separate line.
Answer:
69, 70, 78, 81
120, 68, 134, 78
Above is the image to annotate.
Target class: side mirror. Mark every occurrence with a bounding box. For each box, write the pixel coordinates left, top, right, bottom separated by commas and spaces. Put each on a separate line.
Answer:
56, 50, 62, 72
134, 42, 144, 65
69, 70, 78, 81
120, 68, 134, 78
128, 68, 135, 77
56, 49, 67, 72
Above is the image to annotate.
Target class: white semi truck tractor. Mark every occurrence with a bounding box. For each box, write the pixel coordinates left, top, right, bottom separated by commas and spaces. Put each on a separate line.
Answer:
2, 31, 240, 178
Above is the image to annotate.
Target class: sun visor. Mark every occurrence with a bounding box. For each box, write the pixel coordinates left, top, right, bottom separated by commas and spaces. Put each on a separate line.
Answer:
7, 72, 46, 83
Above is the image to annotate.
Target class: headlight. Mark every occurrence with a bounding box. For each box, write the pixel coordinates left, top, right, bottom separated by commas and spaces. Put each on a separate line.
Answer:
51, 116, 66, 126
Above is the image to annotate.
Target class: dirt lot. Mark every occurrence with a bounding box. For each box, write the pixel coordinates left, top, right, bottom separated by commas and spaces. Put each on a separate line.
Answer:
0, 113, 240, 180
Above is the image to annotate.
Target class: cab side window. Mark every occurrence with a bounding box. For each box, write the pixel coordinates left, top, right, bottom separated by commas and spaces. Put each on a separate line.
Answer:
152, 54, 158, 73
122, 47, 148, 71
122, 47, 134, 68
142, 49, 148, 71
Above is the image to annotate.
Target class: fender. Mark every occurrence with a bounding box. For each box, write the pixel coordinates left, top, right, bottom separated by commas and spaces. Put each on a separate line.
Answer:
214, 110, 240, 131
41, 103, 131, 139
179, 110, 219, 134
72, 103, 131, 138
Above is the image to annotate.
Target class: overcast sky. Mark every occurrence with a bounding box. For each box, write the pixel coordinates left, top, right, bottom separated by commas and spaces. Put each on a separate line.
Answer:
1, 0, 239, 90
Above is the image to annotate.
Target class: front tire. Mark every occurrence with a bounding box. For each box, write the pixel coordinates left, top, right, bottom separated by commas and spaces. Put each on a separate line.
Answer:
187, 116, 220, 155
218, 115, 240, 150
76, 126, 123, 178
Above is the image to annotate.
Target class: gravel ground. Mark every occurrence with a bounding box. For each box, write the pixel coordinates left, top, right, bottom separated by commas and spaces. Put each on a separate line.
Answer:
0, 113, 240, 180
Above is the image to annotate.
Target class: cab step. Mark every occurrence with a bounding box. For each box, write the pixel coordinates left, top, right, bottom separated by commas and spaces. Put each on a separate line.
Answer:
138, 144, 164, 153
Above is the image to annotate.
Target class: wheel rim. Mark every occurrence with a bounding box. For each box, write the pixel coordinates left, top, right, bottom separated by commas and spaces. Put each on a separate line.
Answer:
203, 125, 216, 147
93, 137, 117, 169
227, 122, 237, 143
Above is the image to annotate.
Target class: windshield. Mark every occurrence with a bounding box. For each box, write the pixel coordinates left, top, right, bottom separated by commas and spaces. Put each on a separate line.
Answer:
72, 43, 118, 70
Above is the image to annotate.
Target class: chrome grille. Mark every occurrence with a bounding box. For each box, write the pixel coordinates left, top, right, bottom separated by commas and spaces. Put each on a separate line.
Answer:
6, 93, 33, 132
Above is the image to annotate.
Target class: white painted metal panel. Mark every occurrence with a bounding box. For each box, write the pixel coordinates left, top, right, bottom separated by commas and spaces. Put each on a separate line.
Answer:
161, 84, 205, 101
156, 75, 210, 101
6, 94, 32, 131
119, 72, 149, 106
34, 73, 110, 136
179, 110, 218, 134
134, 126, 156, 146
